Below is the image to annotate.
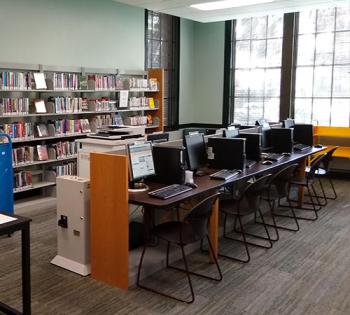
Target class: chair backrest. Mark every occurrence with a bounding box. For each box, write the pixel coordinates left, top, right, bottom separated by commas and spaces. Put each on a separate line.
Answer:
321, 146, 339, 172
307, 153, 327, 180
268, 163, 299, 198
185, 192, 220, 240
238, 173, 272, 212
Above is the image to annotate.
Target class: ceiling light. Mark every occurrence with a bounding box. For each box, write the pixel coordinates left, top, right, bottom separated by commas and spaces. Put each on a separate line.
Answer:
191, 0, 275, 11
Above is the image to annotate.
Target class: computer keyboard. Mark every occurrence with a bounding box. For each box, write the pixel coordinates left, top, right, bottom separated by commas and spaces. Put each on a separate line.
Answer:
209, 169, 241, 181
148, 184, 193, 200
245, 159, 257, 168
264, 153, 284, 161
294, 143, 311, 151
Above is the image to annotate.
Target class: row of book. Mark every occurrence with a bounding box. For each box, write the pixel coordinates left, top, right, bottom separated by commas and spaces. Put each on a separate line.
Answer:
1, 122, 34, 140
0, 71, 33, 90
53, 119, 91, 135
36, 119, 91, 137
13, 170, 33, 191
89, 98, 117, 111
124, 115, 149, 126
129, 96, 156, 108
51, 162, 77, 177
49, 72, 79, 90
0, 98, 30, 115
48, 97, 88, 113
90, 115, 115, 130
12, 141, 78, 165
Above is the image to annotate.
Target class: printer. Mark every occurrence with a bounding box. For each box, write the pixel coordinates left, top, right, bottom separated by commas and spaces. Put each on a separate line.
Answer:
88, 125, 145, 140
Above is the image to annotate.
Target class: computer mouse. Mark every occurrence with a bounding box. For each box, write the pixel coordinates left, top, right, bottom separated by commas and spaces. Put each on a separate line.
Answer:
261, 160, 273, 165
184, 182, 198, 189
314, 144, 323, 148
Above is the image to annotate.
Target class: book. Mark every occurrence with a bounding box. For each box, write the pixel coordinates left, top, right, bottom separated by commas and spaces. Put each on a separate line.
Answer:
33, 72, 47, 89
36, 123, 49, 137
149, 97, 155, 108
37, 145, 48, 161
34, 99, 46, 113
119, 90, 129, 108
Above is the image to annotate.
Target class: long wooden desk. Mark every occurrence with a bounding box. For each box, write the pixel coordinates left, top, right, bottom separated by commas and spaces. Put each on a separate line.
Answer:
129, 146, 326, 261
90, 146, 325, 289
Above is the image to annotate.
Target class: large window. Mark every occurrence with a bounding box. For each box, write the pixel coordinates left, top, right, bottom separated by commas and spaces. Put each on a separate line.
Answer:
145, 10, 180, 128
228, 15, 284, 125
294, 6, 350, 126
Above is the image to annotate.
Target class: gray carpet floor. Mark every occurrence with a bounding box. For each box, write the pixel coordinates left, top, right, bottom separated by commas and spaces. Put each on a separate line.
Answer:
1, 178, 350, 315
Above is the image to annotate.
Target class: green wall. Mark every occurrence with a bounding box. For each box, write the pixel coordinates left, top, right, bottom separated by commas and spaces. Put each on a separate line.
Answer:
179, 20, 225, 125
0, 0, 145, 70
179, 18, 196, 124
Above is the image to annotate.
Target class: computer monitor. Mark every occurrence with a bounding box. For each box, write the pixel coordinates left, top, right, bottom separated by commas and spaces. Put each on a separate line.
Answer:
207, 137, 246, 170
127, 142, 155, 189
256, 118, 270, 130
184, 134, 207, 174
293, 124, 314, 146
238, 133, 262, 161
283, 118, 295, 129
223, 128, 239, 138
271, 128, 294, 153
183, 128, 206, 138
152, 146, 185, 184
147, 132, 169, 143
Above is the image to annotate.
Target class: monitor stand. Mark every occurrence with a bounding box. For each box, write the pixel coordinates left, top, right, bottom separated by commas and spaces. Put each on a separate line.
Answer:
128, 182, 149, 193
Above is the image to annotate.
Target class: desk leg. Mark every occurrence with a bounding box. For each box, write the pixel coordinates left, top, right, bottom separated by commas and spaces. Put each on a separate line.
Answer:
209, 198, 219, 263
21, 223, 31, 315
143, 206, 154, 244
297, 158, 307, 207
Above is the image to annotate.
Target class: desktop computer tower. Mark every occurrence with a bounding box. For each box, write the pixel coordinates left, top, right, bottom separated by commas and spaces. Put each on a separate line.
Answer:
207, 137, 246, 170
51, 176, 91, 276
152, 145, 185, 184
238, 133, 262, 161
271, 128, 294, 153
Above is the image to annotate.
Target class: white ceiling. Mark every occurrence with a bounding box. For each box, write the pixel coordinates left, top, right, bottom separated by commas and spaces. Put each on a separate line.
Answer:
113, 0, 349, 23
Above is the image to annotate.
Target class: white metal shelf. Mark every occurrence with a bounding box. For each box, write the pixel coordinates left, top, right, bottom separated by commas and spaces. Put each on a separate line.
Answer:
13, 155, 78, 169
0, 89, 160, 93
0, 107, 159, 118
13, 181, 56, 194
12, 133, 89, 143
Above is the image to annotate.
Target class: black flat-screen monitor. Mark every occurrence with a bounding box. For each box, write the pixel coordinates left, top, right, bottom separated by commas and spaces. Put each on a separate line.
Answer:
271, 128, 294, 153
223, 128, 239, 138
238, 133, 262, 161
147, 132, 169, 143
127, 142, 155, 183
293, 124, 314, 146
152, 146, 185, 184
184, 133, 207, 173
207, 137, 246, 170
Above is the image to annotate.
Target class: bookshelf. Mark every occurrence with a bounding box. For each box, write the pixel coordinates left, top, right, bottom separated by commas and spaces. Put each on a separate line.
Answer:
0, 62, 164, 208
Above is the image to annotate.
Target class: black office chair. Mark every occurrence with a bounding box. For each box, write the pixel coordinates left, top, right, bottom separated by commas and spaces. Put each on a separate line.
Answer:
256, 163, 300, 241
305, 146, 338, 203
286, 154, 326, 221
137, 193, 222, 304
219, 174, 273, 263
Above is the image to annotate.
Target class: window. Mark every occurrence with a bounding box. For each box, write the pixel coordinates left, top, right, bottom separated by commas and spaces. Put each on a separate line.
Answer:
227, 15, 284, 125
294, 6, 350, 126
145, 10, 180, 128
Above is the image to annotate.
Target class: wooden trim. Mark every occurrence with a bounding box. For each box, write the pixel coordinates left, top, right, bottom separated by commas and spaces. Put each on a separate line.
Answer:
148, 68, 164, 133
90, 152, 129, 289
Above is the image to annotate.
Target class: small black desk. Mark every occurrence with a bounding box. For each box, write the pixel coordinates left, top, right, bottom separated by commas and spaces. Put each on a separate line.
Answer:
0, 213, 31, 315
